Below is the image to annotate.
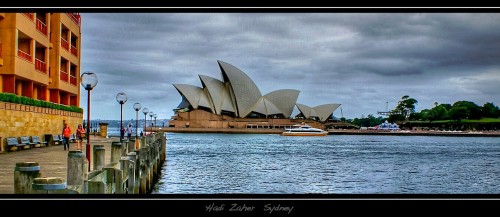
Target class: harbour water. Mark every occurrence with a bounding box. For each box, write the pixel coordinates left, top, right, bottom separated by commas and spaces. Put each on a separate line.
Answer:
153, 133, 500, 194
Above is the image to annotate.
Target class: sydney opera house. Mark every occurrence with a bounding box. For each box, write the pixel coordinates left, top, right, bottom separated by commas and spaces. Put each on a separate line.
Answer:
168, 60, 341, 129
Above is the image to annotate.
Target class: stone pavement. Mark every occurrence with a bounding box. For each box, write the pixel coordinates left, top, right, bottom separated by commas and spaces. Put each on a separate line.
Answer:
0, 135, 120, 194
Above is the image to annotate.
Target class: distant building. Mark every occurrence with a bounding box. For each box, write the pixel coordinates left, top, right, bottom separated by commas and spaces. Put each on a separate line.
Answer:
169, 60, 341, 129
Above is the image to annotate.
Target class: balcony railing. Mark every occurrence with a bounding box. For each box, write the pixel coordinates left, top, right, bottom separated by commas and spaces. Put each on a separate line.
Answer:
60, 70, 68, 82
35, 58, 47, 73
70, 75, 77, 85
61, 38, 69, 50
22, 13, 34, 21
36, 18, 48, 36
18, 49, 32, 62
66, 13, 81, 26
70, 45, 77, 56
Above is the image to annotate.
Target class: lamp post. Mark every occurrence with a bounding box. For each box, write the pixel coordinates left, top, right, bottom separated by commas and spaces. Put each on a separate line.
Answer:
133, 103, 141, 140
80, 71, 98, 172
153, 114, 158, 130
142, 108, 149, 136
116, 92, 128, 140
149, 111, 154, 132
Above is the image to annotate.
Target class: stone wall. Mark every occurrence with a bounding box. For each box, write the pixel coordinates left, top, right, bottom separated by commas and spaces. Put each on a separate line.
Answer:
0, 102, 83, 152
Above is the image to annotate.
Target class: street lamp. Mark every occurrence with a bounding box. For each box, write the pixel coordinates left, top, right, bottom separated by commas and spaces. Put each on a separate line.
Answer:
149, 111, 154, 132
116, 92, 128, 140
81, 71, 98, 172
142, 108, 149, 135
133, 103, 141, 140
153, 114, 158, 130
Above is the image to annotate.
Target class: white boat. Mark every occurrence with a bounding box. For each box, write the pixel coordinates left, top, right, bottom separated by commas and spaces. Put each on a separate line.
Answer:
282, 122, 328, 136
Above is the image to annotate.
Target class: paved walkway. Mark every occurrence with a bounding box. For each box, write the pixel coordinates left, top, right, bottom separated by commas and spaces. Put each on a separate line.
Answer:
0, 135, 120, 194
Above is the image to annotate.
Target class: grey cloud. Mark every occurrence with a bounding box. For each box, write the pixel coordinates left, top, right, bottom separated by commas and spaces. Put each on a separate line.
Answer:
80, 13, 500, 120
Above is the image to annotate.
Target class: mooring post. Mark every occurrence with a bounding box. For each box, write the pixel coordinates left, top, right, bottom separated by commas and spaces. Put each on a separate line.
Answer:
132, 150, 141, 194
14, 162, 41, 194
67, 151, 87, 187
93, 145, 105, 171
32, 177, 67, 194
111, 141, 123, 164
128, 138, 136, 153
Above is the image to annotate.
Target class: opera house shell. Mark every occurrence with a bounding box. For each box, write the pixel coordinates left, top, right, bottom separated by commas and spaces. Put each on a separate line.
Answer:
172, 60, 340, 125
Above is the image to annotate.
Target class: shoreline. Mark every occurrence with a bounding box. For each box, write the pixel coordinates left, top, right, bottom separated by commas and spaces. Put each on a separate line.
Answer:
157, 127, 500, 137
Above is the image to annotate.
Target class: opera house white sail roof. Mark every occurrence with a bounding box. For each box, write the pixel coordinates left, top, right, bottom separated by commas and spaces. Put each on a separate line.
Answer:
173, 60, 340, 122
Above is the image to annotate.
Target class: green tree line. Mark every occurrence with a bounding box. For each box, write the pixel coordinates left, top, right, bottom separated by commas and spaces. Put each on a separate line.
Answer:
387, 95, 499, 122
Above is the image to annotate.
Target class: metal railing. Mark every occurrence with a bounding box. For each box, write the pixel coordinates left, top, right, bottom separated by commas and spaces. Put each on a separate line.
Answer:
18, 49, 32, 62
70, 45, 77, 56
22, 13, 34, 21
70, 75, 77, 85
61, 38, 69, 50
60, 70, 68, 82
36, 18, 48, 36
66, 13, 81, 26
35, 58, 47, 73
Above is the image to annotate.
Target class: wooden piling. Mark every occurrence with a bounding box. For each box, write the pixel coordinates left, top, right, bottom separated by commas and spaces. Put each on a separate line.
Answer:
14, 162, 41, 194
111, 141, 123, 164
128, 138, 136, 153
93, 145, 105, 171
67, 151, 87, 186
32, 177, 67, 194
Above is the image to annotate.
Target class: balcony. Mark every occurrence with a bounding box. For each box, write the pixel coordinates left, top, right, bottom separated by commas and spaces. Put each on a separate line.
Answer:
70, 75, 77, 86
70, 45, 77, 56
22, 13, 34, 21
61, 38, 69, 50
36, 18, 48, 36
18, 49, 32, 62
35, 58, 47, 73
60, 70, 68, 82
66, 13, 81, 26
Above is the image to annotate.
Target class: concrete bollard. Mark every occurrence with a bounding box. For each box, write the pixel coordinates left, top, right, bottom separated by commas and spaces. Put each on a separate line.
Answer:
111, 142, 123, 164
128, 138, 136, 153
67, 151, 87, 186
141, 137, 147, 148
14, 162, 41, 194
120, 157, 130, 179
32, 177, 67, 194
121, 139, 128, 156
139, 164, 147, 194
161, 133, 167, 163
140, 147, 151, 192
127, 159, 135, 194
93, 145, 105, 171
128, 152, 139, 194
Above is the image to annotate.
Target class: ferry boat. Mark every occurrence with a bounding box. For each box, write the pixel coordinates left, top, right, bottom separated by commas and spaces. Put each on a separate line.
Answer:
282, 123, 328, 136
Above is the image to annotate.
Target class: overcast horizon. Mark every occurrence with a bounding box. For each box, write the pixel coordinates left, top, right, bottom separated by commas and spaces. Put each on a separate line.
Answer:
80, 13, 500, 120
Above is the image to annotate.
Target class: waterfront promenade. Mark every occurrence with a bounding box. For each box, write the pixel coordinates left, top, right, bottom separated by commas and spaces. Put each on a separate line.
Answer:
0, 135, 119, 194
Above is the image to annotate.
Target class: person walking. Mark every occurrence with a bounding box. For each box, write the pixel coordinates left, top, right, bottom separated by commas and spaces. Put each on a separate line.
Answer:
120, 126, 125, 140
126, 123, 133, 140
62, 123, 71, 151
76, 124, 86, 151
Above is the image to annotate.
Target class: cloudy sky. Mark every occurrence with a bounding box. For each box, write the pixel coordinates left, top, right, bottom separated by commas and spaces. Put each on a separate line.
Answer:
80, 13, 500, 121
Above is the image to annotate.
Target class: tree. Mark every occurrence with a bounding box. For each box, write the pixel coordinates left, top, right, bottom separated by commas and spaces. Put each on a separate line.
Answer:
429, 103, 451, 121
388, 95, 418, 122
482, 102, 499, 118
452, 101, 481, 120
417, 109, 431, 121
448, 106, 469, 122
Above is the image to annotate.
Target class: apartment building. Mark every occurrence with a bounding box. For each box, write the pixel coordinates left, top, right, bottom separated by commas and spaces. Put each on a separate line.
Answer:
0, 13, 81, 106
